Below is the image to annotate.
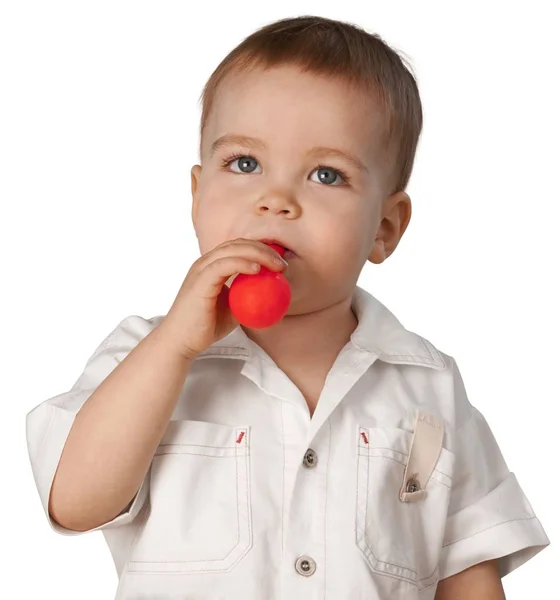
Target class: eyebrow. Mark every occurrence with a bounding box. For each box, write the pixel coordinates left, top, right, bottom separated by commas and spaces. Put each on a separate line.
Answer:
210, 133, 369, 174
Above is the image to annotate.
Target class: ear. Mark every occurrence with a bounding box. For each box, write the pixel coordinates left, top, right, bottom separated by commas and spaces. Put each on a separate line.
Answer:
191, 164, 202, 228
368, 191, 412, 264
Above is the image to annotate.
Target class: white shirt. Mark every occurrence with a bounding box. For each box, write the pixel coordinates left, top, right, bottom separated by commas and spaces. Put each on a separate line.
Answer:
25, 285, 550, 600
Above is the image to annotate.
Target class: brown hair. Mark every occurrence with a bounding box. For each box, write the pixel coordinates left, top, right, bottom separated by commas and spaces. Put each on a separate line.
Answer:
197, 15, 422, 195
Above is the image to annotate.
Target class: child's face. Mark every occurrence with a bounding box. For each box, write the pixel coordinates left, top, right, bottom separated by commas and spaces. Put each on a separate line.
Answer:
191, 64, 409, 311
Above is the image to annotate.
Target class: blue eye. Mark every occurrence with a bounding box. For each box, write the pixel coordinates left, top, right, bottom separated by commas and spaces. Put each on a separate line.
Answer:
221, 153, 351, 186
223, 154, 260, 174
312, 164, 349, 186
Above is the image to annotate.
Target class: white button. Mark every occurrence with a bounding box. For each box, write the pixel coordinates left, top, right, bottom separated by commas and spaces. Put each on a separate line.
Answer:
295, 555, 316, 576
303, 448, 318, 468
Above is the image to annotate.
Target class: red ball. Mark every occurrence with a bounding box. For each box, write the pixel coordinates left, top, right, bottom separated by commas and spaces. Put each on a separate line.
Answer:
228, 244, 291, 329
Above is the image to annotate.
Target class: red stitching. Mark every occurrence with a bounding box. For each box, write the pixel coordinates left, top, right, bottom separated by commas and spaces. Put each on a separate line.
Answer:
236, 431, 245, 444
360, 431, 369, 444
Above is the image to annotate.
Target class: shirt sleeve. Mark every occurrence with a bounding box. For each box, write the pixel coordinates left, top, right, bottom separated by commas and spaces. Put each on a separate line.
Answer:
25, 314, 160, 536
438, 358, 551, 580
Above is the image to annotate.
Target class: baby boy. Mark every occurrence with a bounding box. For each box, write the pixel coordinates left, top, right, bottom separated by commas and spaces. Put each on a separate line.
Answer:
26, 14, 549, 600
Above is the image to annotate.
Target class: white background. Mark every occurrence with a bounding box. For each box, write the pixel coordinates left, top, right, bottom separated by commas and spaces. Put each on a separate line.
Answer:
1, 1, 558, 597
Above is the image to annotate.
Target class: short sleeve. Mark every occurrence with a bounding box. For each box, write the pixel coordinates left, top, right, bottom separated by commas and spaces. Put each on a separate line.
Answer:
439, 360, 550, 580
25, 314, 161, 536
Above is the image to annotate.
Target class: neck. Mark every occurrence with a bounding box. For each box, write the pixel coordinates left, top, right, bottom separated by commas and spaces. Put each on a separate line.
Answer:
241, 294, 359, 366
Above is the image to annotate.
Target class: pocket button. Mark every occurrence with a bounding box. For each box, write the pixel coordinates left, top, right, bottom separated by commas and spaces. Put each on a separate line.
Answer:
406, 477, 421, 493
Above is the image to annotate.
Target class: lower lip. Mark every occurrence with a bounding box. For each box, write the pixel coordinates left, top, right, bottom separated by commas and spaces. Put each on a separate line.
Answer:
284, 250, 296, 259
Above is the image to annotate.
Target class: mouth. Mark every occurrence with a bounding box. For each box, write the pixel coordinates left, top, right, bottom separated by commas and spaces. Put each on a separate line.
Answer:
259, 238, 296, 259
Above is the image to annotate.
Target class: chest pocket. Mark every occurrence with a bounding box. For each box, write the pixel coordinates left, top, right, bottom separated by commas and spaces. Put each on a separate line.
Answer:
356, 411, 454, 589
126, 420, 253, 574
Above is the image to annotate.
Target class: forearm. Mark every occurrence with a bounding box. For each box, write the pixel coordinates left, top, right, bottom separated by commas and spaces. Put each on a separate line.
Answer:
435, 559, 505, 600
48, 319, 192, 531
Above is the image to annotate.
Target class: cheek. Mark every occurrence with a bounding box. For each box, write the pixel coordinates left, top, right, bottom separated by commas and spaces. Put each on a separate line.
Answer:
194, 190, 240, 253
324, 213, 368, 257
332, 235, 366, 272
305, 222, 366, 280
342, 226, 376, 278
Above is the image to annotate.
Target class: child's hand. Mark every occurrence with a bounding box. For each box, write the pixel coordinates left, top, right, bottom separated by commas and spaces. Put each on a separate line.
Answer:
160, 238, 288, 360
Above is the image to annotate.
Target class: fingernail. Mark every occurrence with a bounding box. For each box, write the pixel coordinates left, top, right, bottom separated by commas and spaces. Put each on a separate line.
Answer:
275, 257, 288, 267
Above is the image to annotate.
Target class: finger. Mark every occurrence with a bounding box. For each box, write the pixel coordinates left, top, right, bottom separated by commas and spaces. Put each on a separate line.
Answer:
195, 241, 287, 275
200, 256, 264, 297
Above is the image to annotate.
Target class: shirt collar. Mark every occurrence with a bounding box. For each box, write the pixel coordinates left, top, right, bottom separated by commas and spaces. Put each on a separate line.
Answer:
197, 285, 445, 370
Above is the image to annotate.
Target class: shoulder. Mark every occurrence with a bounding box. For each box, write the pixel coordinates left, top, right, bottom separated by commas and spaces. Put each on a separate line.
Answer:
91, 314, 166, 356
387, 331, 474, 433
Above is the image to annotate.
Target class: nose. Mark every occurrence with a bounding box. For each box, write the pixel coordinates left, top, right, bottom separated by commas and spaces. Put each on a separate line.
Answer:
256, 193, 301, 217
